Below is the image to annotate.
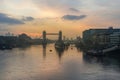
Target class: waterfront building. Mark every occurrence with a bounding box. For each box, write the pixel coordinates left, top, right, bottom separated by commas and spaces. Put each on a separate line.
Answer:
110, 32, 120, 46
83, 27, 120, 46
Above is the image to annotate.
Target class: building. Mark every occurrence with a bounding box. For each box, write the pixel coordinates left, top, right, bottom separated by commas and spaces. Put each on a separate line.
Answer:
110, 32, 120, 46
83, 27, 120, 46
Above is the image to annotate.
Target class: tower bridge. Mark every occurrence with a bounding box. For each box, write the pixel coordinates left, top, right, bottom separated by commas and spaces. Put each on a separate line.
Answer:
42, 31, 62, 44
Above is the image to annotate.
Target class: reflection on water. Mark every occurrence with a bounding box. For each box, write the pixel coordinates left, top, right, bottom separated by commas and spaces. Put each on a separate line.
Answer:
55, 47, 64, 60
83, 53, 120, 70
42, 44, 47, 59
0, 44, 120, 80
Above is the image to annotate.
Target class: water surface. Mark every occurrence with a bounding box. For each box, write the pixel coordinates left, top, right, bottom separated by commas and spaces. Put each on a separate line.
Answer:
0, 44, 120, 80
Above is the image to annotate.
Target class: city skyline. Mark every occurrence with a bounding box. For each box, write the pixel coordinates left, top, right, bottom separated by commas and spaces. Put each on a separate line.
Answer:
0, 0, 120, 38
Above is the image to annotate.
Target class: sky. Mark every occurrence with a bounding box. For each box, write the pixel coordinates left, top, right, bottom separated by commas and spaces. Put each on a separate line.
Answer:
0, 0, 120, 38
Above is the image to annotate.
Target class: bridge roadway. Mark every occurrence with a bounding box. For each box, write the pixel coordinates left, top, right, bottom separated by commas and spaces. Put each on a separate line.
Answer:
46, 33, 59, 35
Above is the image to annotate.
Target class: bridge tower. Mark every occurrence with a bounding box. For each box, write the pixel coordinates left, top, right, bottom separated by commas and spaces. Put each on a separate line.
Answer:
59, 31, 62, 41
43, 30, 47, 44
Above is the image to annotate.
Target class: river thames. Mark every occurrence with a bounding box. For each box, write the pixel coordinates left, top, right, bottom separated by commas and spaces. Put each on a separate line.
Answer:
0, 44, 120, 80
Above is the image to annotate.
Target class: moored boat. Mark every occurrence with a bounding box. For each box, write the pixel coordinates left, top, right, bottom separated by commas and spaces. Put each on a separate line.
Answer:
86, 50, 104, 56
85, 45, 120, 56
55, 40, 65, 49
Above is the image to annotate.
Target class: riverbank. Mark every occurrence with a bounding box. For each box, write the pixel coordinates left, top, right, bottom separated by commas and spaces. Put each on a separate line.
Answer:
0, 33, 54, 50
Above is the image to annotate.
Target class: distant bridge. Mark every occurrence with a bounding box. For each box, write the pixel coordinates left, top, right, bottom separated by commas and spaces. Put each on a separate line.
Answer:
42, 31, 62, 44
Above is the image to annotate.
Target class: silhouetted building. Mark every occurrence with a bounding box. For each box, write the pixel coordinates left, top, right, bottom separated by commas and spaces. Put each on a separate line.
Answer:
110, 32, 120, 46
83, 27, 120, 46
18, 33, 31, 40
0, 33, 47, 50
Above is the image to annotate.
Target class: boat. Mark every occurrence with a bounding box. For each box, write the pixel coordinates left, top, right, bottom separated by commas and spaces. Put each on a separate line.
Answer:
86, 50, 104, 56
102, 45, 120, 56
0, 45, 13, 50
64, 41, 70, 47
85, 45, 120, 56
55, 40, 65, 49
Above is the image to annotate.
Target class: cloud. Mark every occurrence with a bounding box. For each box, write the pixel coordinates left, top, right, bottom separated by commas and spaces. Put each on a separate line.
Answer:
94, 0, 119, 6
22, 16, 34, 21
33, 0, 82, 8
0, 13, 24, 25
69, 8, 80, 12
62, 15, 87, 20
32, 0, 82, 17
